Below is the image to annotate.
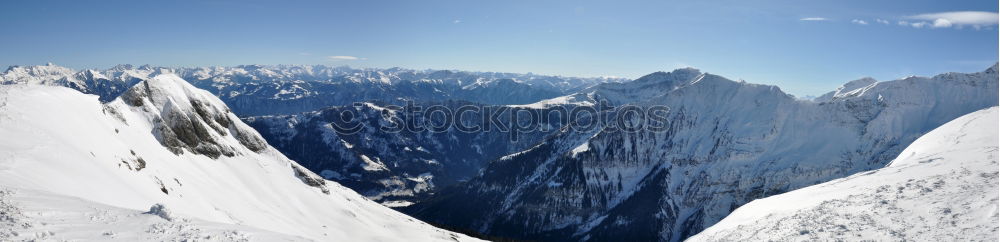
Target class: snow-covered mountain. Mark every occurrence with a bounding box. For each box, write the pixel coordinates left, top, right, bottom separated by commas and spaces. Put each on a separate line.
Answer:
690, 107, 999, 241
0, 75, 479, 241
406, 64, 999, 241
1, 64, 626, 116
1, 63, 131, 102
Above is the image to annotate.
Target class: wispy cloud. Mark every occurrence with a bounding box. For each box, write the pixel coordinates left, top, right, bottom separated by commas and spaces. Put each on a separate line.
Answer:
799, 17, 827, 21
904, 21, 929, 28
843, 11, 998, 30
907, 11, 999, 29
328, 56, 365, 61
453, 19, 462, 24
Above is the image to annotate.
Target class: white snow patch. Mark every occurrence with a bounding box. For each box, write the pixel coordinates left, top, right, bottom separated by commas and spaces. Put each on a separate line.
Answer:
359, 154, 388, 171
509, 94, 594, 109
570, 142, 590, 158
382, 200, 415, 208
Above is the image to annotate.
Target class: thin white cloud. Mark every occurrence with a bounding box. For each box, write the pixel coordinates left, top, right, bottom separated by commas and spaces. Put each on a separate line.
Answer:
799, 17, 827, 21
908, 11, 999, 28
875, 18, 890, 25
453, 19, 462, 24
911, 21, 929, 28
328, 56, 364, 61
851, 19, 868, 25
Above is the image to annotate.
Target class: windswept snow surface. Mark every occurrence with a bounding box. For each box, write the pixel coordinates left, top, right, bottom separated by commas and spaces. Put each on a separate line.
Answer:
0, 188, 307, 241
690, 107, 1000, 241
0, 79, 478, 241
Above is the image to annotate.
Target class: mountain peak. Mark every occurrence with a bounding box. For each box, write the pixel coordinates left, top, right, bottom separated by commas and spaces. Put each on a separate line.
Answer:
110, 64, 135, 71
836, 77, 878, 94
814, 77, 879, 102
76, 69, 108, 80
634, 67, 702, 84
671, 66, 702, 75
119, 74, 268, 158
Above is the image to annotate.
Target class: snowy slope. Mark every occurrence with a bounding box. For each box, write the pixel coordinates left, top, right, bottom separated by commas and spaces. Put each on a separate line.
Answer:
690, 107, 999, 241
0, 188, 308, 241
0, 77, 479, 241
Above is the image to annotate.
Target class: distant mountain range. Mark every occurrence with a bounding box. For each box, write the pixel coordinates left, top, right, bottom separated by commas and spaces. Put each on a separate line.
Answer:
2, 63, 626, 116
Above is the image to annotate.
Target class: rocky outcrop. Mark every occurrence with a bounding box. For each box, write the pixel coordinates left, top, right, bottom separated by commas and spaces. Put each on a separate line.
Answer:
119, 74, 268, 158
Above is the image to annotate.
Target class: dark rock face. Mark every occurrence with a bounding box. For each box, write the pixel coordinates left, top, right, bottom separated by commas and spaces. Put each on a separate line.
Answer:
72, 70, 130, 102
292, 163, 330, 194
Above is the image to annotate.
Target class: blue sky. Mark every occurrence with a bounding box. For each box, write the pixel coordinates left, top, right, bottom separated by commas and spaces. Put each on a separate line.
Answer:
1, 0, 997, 96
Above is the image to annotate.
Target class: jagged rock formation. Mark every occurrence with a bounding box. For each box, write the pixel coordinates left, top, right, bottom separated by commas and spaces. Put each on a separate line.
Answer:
118, 74, 267, 158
